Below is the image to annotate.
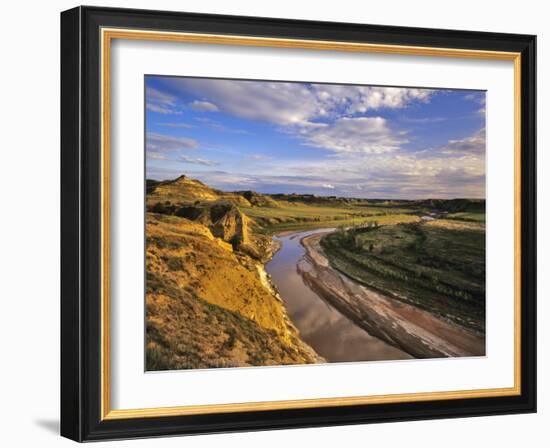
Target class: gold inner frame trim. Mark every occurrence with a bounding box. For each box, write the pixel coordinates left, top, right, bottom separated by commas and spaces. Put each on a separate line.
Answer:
100, 27, 522, 421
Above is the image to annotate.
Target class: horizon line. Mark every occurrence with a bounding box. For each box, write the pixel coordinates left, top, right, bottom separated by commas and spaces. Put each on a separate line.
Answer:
146, 175, 486, 202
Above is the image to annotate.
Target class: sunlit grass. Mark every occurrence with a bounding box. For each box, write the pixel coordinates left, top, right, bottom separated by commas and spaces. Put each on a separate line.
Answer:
240, 202, 419, 234
321, 222, 485, 332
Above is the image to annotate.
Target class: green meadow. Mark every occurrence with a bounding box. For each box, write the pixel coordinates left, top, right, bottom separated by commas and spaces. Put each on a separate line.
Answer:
320, 218, 485, 333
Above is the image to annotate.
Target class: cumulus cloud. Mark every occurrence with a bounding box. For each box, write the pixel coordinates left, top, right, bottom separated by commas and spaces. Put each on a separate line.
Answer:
168, 79, 318, 125
146, 151, 169, 161
145, 130, 218, 167
463, 92, 486, 116
314, 85, 433, 115
295, 152, 483, 198
164, 78, 436, 126
178, 150, 485, 198
157, 79, 439, 156
146, 132, 198, 152
439, 128, 486, 155
146, 104, 177, 114
146, 87, 180, 115
189, 100, 219, 112
146, 78, 485, 198
464, 92, 485, 103
150, 141, 485, 198
301, 117, 407, 154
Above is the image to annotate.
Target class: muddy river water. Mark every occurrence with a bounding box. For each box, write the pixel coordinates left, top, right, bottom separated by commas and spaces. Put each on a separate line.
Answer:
265, 228, 410, 362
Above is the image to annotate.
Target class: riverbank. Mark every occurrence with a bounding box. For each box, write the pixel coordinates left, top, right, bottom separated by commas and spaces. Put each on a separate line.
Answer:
266, 229, 411, 362
298, 232, 486, 358
256, 255, 324, 364
145, 213, 322, 370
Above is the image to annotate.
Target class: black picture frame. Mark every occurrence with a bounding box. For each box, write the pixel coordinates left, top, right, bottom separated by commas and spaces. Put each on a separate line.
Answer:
61, 5, 536, 442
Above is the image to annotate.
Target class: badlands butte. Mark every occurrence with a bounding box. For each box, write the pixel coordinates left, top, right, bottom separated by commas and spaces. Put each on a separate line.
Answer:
145, 174, 486, 370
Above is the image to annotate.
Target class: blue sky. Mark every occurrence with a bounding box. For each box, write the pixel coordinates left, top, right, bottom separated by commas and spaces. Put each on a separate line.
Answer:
145, 76, 486, 199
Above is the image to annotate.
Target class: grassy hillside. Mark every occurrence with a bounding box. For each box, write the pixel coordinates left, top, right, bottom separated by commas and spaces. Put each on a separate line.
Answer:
320, 219, 486, 332
241, 201, 420, 234
147, 175, 252, 207
146, 213, 317, 370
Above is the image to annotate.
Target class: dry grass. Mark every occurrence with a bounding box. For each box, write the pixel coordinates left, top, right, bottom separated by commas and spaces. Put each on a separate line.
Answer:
145, 213, 317, 370
425, 218, 485, 232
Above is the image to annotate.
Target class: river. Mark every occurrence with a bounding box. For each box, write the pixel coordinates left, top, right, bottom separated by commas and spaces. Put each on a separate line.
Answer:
265, 228, 411, 363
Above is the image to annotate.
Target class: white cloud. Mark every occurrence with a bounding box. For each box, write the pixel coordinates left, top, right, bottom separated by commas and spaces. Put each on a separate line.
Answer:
439, 128, 486, 155
244, 128, 485, 197
179, 155, 219, 166
464, 92, 485, 104
146, 79, 485, 198
146, 148, 218, 167
159, 79, 436, 156
147, 87, 176, 105
400, 116, 447, 124
146, 103, 180, 115
180, 150, 485, 198
186, 171, 257, 187
165, 78, 436, 127
301, 117, 407, 154
463, 92, 486, 116
315, 85, 433, 115
180, 80, 318, 125
154, 78, 436, 158
144, 130, 217, 167
146, 132, 198, 152
146, 151, 169, 161
189, 100, 219, 112
146, 87, 180, 115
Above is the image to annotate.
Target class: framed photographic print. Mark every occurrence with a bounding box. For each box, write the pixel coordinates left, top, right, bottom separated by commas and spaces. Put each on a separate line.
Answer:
60, 6, 537, 442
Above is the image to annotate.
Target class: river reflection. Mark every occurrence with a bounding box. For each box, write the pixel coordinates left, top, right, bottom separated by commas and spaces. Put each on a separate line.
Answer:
266, 229, 411, 362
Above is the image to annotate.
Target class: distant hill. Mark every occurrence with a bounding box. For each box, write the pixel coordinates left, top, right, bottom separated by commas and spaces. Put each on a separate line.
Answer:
268, 193, 369, 207
234, 190, 279, 207
147, 175, 281, 209
147, 175, 249, 205
410, 198, 485, 213
147, 175, 485, 211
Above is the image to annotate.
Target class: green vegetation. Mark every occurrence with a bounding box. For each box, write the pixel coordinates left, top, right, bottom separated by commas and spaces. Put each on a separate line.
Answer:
242, 203, 419, 234
446, 212, 486, 222
320, 220, 486, 333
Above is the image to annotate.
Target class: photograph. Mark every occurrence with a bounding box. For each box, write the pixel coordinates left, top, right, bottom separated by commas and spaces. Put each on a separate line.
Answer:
56, 4, 537, 442
144, 76, 487, 371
